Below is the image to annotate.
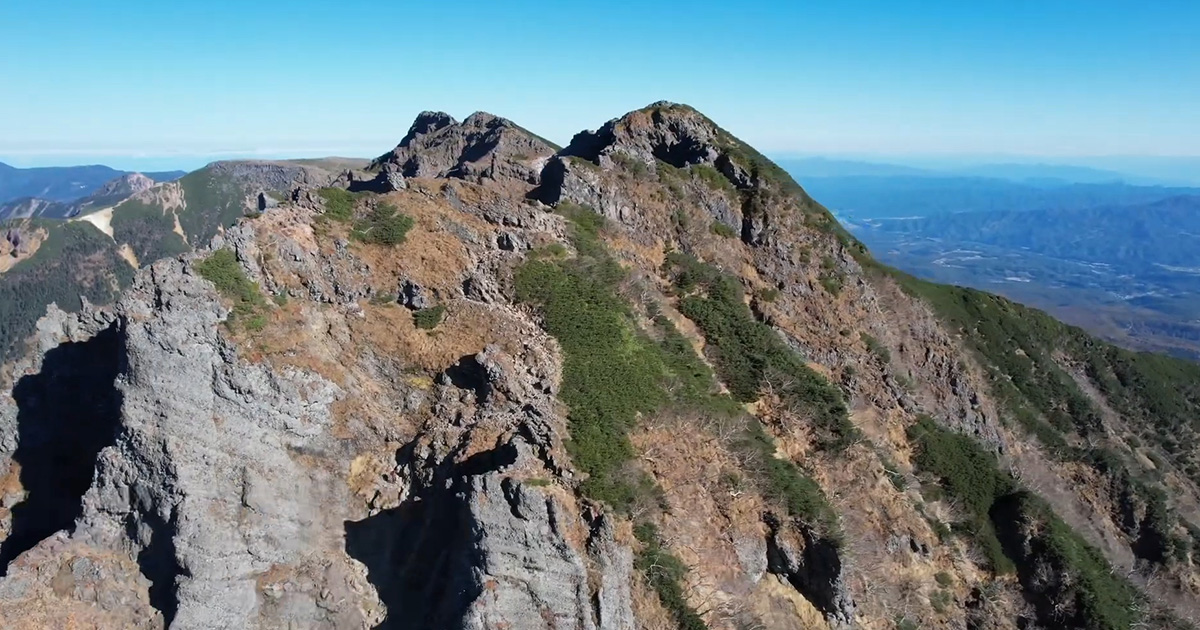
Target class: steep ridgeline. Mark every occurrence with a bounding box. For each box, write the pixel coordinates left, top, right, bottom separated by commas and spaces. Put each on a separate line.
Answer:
0, 159, 354, 362
0, 104, 1196, 630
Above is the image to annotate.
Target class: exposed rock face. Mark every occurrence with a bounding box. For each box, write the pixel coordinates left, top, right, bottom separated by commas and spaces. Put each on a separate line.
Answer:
82, 261, 349, 629
0, 321, 123, 573
372, 111, 557, 186
559, 101, 725, 170
404, 110, 456, 143
0, 103, 1184, 629
537, 102, 766, 238
346, 465, 613, 630
765, 513, 855, 628
588, 515, 636, 630
93, 173, 157, 199
539, 155, 636, 224
0, 258, 358, 629
334, 327, 622, 629
339, 163, 408, 194
4, 228, 19, 252
205, 160, 339, 193
0, 184, 633, 628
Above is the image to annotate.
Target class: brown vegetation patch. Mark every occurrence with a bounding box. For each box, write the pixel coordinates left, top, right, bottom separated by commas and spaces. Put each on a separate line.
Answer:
351, 188, 494, 294
631, 574, 679, 630
347, 301, 528, 372
0, 226, 47, 274
239, 302, 348, 385
633, 412, 769, 620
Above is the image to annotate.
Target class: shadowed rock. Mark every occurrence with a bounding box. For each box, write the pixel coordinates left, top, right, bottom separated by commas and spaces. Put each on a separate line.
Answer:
0, 323, 124, 575
764, 512, 856, 627
345, 441, 606, 630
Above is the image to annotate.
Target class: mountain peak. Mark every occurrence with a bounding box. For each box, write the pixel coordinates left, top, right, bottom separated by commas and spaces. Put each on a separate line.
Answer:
400, 111, 458, 146
560, 101, 720, 168
372, 110, 557, 186
462, 110, 502, 126
91, 172, 156, 199
546, 102, 810, 208
533, 102, 837, 249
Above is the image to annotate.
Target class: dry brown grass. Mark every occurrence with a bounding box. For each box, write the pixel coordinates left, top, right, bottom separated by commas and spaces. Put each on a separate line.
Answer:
742, 574, 827, 630
0, 539, 159, 630
352, 192, 475, 295
632, 411, 770, 625
348, 301, 532, 372
238, 302, 348, 385
605, 228, 667, 272
631, 573, 680, 630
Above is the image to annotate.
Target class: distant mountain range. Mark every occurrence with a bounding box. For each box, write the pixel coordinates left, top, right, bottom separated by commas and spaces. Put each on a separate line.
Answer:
776, 156, 1200, 186
0, 161, 185, 205
798, 175, 1200, 220
857, 194, 1200, 271
0, 172, 163, 221
790, 161, 1200, 360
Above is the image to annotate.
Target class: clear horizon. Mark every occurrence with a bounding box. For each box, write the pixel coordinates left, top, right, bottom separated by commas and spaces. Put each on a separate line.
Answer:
5, 150, 1200, 187
4, 144, 1200, 171
3, 1, 1198, 172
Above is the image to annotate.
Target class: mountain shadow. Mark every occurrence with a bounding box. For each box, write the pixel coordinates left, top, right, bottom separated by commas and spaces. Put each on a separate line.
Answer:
344, 442, 517, 629
0, 323, 124, 574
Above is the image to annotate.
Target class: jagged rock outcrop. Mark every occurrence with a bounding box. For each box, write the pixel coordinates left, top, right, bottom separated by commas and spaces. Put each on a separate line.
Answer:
0, 256, 359, 629
0, 184, 634, 628
372, 111, 557, 186
337, 310, 630, 629
2, 228, 21, 259
536, 102, 789, 244
0, 102, 1188, 630
334, 162, 408, 194
347, 464, 616, 630
559, 101, 728, 170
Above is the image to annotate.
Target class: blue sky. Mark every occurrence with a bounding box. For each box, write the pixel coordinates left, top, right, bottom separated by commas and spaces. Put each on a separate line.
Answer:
1, 1, 1198, 171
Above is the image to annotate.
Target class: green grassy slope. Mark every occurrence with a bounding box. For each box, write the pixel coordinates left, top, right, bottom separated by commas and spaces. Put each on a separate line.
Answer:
0, 221, 134, 361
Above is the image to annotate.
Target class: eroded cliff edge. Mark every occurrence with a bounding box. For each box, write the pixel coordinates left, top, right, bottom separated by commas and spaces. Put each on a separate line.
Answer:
0, 103, 1196, 630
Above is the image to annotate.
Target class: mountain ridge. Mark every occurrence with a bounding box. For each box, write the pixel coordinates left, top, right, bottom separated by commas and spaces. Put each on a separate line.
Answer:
0, 172, 164, 222
0, 162, 186, 205
0, 103, 1196, 629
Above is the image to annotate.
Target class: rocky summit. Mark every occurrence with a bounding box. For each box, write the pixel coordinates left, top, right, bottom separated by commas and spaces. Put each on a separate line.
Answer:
372, 111, 559, 188
0, 103, 1198, 630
